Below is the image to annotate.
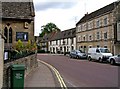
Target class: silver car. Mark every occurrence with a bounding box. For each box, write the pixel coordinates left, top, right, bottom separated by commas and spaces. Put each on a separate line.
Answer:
107, 54, 120, 65
69, 50, 87, 59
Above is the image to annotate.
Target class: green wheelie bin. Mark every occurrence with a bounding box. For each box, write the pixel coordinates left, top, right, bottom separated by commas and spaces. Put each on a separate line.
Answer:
10, 64, 25, 89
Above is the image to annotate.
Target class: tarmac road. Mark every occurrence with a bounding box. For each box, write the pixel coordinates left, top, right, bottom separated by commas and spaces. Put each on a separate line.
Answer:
37, 54, 119, 88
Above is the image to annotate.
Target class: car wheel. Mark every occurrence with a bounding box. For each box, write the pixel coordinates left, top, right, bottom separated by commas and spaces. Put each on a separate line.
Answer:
99, 58, 103, 63
88, 57, 91, 61
76, 56, 79, 59
110, 59, 115, 65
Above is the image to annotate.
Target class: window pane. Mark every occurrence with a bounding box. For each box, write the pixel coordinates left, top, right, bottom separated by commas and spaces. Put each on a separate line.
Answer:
9, 27, 12, 43
4, 27, 8, 43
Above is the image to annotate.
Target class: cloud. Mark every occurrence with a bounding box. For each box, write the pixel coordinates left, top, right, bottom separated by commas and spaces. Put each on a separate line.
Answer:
34, 0, 78, 11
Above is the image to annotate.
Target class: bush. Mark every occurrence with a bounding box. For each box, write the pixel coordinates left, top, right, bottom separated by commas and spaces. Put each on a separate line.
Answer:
9, 40, 37, 60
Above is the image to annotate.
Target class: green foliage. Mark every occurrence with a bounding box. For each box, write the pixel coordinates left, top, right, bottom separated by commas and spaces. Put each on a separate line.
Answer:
15, 39, 24, 51
40, 22, 61, 37
11, 40, 37, 59
26, 40, 32, 51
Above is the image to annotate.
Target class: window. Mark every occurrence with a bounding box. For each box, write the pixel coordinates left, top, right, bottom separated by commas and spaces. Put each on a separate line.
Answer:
104, 32, 107, 40
71, 46, 74, 50
16, 32, 28, 41
83, 46, 86, 52
96, 20, 100, 27
4, 27, 13, 43
9, 27, 12, 43
89, 35, 92, 41
4, 27, 8, 43
104, 17, 107, 26
83, 36, 85, 41
97, 32, 100, 39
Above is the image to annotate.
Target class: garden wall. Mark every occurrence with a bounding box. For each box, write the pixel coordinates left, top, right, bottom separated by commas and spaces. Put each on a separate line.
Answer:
3, 54, 38, 87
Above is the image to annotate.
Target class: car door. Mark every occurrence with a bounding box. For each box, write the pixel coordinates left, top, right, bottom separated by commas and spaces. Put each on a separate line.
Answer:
95, 49, 100, 60
71, 50, 75, 58
116, 55, 120, 62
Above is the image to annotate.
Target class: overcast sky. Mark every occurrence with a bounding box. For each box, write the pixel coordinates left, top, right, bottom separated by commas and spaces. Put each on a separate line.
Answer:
33, 0, 117, 36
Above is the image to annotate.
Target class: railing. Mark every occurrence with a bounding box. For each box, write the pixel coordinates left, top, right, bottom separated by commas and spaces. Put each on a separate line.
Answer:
4, 50, 36, 64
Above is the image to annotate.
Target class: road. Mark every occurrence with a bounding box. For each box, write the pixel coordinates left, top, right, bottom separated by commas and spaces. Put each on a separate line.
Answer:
37, 54, 119, 88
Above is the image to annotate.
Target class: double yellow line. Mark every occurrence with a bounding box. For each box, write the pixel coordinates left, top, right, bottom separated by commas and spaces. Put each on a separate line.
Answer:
39, 60, 67, 89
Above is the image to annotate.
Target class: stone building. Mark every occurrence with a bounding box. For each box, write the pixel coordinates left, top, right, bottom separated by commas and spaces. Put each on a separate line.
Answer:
1, 1, 35, 50
76, 1, 120, 55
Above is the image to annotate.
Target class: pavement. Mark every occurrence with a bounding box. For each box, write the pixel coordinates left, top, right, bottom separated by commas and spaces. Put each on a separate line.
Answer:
24, 59, 60, 88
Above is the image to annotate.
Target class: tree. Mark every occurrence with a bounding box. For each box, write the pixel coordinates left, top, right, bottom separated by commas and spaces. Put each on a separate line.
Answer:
40, 22, 61, 37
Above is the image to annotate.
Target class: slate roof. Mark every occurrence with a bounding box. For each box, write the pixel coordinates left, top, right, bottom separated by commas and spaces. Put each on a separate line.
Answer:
76, 1, 119, 26
1, 1, 35, 20
41, 31, 57, 42
40, 28, 76, 42
50, 28, 76, 41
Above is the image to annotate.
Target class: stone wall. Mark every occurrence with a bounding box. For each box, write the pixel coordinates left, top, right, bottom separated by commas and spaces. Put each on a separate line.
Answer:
3, 54, 38, 88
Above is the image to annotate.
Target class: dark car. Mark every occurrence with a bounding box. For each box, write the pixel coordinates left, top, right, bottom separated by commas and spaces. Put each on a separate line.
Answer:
69, 50, 87, 59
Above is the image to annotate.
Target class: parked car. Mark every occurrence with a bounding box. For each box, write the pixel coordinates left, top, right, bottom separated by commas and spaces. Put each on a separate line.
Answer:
107, 54, 120, 65
87, 48, 112, 62
69, 50, 87, 59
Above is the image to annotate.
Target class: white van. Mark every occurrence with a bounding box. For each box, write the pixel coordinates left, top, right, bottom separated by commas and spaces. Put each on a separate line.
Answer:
87, 48, 112, 62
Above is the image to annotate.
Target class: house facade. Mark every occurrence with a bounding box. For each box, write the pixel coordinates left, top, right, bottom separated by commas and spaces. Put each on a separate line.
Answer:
49, 28, 76, 54
76, 1, 120, 55
1, 1, 35, 50
39, 32, 57, 52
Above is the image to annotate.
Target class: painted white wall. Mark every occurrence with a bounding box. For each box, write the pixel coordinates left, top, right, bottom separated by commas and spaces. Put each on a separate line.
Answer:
48, 37, 76, 53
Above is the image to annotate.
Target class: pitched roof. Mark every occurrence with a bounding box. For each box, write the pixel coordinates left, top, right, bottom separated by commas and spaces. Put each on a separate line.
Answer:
40, 28, 76, 42
50, 28, 76, 41
1, 1, 35, 20
41, 31, 57, 42
76, 1, 118, 25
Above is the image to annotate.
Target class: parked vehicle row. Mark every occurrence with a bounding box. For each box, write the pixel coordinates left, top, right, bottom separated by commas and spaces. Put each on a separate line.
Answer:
69, 47, 120, 65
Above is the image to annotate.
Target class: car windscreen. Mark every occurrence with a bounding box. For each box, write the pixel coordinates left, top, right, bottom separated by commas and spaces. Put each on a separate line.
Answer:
100, 48, 110, 53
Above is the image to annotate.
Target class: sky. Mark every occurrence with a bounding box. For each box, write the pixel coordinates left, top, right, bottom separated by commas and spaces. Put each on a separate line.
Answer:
33, 0, 117, 36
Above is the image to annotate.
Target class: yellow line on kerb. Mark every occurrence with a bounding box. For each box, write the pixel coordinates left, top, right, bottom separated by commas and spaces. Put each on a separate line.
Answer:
39, 60, 67, 89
